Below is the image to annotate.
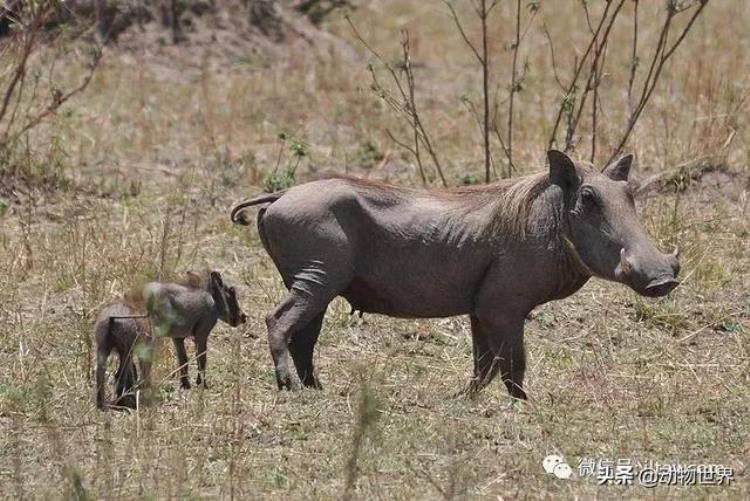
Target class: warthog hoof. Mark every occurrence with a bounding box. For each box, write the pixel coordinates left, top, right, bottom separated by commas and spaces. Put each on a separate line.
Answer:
510, 387, 528, 401
453, 378, 486, 399
453, 378, 529, 401
503, 380, 528, 401
276, 371, 302, 391
306, 378, 323, 391
114, 394, 137, 410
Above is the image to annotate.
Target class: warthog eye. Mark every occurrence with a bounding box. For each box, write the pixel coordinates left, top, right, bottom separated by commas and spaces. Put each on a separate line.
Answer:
580, 186, 599, 206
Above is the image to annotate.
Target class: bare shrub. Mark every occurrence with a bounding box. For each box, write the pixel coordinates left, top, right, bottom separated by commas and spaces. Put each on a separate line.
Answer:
545, 0, 710, 165
0, 1, 102, 177
349, 0, 710, 184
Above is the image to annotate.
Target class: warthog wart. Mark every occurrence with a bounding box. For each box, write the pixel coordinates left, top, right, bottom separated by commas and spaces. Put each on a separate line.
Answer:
231, 150, 680, 399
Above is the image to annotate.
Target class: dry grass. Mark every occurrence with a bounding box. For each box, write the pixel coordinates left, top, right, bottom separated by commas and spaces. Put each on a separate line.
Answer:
0, 1, 749, 498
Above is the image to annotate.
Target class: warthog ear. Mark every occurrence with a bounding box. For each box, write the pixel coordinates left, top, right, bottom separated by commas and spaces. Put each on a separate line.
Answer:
547, 150, 578, 191
210, 271, 223, 286
602, 154, 633, 181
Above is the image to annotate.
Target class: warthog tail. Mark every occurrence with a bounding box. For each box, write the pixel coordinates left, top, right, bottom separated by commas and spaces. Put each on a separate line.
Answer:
230, 192, 286, 225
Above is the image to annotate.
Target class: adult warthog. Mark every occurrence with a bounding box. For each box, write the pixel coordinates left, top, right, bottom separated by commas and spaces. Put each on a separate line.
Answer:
230, 150, 680, 399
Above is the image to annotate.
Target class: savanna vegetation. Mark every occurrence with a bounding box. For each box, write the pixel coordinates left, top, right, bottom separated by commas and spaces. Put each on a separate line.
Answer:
0, 0, 747, 498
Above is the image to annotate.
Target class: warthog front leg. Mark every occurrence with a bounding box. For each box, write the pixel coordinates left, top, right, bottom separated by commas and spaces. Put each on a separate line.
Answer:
466, 313, 527, 400
288, 309, 326, 389
195, 336, 208, 388
266, 288, 332, 390
172, 338, 191, 389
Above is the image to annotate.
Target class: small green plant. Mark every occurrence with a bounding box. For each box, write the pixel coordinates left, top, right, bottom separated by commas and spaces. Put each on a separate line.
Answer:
457, 172, 481, 185
632, 296, 690, 334
263, 165, 295, 193
271, 468, 289, 489
262, 133, 308, 193
717, 319, 743, 334
355, 140, 384, 168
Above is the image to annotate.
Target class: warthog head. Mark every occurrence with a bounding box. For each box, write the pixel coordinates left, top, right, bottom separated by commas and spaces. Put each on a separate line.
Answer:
549, 150, 680, 297
209, 271, 248, 326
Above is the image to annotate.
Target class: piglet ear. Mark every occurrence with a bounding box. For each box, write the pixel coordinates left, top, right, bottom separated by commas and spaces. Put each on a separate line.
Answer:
602, 154, 633, 181
548, 150, 579, 191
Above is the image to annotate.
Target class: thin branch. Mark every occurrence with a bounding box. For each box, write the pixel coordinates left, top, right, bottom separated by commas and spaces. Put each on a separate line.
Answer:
581, 0, 595, 35
9, 44, 103, 146
627, 0, 639, 113
506, 0, 522, 177
661, 0, 708, 61
480, 0, 490, 182
542, 23, 566, 90
565, 0, 626, 152
462, 96, 497, 177
347, 16, 447, 186
443, 1, 483, 64
547, 0, 614, 150
0, 6, 46, 126
0, 4, 104, 155
401, 30, 426, 185
591, 39, 609, 163
608, 0, 709, 163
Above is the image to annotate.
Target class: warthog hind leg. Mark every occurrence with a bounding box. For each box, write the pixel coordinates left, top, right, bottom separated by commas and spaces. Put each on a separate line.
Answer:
289, 308, 326, 389
115, 359, 138, 409
266, 286, 335, 390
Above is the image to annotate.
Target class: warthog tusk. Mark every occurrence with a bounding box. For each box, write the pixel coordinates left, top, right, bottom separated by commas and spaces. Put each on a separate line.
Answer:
619, 248, 633, 274
672, 245, 680, 259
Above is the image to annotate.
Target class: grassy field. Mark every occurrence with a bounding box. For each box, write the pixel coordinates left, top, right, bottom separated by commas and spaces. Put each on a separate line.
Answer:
0, 0, 748, 498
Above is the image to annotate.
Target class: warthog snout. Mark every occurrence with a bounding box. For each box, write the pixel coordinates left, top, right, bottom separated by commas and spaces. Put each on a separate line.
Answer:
240, 312, 248, 324
617, 247, 680, 297
644, 277, 680, 297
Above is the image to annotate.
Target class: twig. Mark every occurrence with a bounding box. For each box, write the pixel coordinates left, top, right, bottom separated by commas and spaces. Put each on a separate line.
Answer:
481, 0, 491, 182
402, 31, 427, 186
443, 1, 483, 64
507, 0, 522, 177
9, 44, 103, 145
608, 0, 710, 164
627, 0, 640, 115
0, 5, 104, 153
566, 0, 626, 152
347, 16, 447, 187
590, 37, 609, 163
444, 0, 494, 182
547, 0, 614, 150
542, 23, 566, 90
0, 5, 46, 127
